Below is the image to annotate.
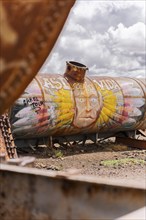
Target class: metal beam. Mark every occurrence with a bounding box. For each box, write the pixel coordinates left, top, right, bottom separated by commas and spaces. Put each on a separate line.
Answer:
116, 137, 146, 149
0, 164, 145, 220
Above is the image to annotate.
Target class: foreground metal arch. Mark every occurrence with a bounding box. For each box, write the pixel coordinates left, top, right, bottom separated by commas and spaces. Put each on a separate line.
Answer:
0, 0, 75, 115
0, 0, 75, 158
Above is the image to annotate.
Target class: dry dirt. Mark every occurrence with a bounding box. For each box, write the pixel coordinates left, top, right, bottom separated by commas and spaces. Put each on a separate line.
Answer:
18, 138, 146, 186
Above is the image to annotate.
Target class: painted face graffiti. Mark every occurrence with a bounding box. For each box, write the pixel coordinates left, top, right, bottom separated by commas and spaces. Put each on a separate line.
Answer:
73, 79, 101, 128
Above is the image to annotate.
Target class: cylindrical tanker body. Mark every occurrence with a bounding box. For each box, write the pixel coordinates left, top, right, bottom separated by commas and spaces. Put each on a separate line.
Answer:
10, 62, 146, 139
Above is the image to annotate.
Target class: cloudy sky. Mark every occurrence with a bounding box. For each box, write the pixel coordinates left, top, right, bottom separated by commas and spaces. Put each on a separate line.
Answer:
40, 0, 145, 78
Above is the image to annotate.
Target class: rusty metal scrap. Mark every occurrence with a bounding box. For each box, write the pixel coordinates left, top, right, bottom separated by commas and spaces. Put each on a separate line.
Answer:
64, 61, 88, 82
0, 164, 145, 220
0, 128, 9, 160
0, 0, 75, 115
116, 137, 146, 150
0, 114, 17, 159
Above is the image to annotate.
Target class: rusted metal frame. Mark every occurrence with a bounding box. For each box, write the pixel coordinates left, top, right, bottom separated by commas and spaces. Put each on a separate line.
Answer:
116, 137, 146, 149
13, 132, 114, 148
0, 128, 9, 160
54, 133, 98, 147
0, 0, 75, 115
48, 136, 53, 148
0, 164, 145, 220
0, 114, 17, 159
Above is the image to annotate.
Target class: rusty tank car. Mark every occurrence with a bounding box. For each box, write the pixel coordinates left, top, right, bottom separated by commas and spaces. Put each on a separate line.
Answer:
10, 61, 146, 147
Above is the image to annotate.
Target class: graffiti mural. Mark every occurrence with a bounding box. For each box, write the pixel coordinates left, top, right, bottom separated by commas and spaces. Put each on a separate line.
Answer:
10, 62, 146, 139
72, 78, 102, 129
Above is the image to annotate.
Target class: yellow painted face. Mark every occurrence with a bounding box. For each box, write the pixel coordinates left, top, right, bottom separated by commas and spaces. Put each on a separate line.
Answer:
73, 79, 101, 128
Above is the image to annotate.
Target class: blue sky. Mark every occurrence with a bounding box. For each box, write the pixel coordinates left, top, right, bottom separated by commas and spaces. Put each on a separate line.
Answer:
40, 0, 145, 78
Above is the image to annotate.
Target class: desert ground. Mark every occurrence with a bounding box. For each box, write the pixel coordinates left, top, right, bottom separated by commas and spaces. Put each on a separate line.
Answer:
18, 138, 146, 186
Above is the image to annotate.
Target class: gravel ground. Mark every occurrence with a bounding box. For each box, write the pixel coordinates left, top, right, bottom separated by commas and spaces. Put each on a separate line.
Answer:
18, 138, 146, 186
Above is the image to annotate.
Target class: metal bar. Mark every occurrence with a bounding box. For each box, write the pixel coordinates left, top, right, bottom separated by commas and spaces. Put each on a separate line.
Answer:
0, 164, 145, 220
0, 114, 17, 159
116, 137, 146, 149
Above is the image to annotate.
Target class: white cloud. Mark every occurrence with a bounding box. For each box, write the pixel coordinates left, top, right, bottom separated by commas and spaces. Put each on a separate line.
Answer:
108, 22, 145, 53
40, 0, 146, 78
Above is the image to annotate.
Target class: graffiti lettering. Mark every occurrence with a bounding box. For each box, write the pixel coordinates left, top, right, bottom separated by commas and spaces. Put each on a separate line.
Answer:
43, 78, 55, 89
43, 77, 70, 90
59, 77, 71, 90
93, 79, 119, 90
23, 97, 44, 114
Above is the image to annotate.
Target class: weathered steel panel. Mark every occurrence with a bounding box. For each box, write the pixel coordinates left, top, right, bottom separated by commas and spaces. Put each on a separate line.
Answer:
0, 0, 75, 115
0, 164, 145, 220
10, 62, 146, 139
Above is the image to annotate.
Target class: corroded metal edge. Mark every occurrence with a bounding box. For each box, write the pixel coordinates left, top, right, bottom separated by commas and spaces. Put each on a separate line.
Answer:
0, 164, 146, 189
0, 164, 145, 220
0, 0, 75, 115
